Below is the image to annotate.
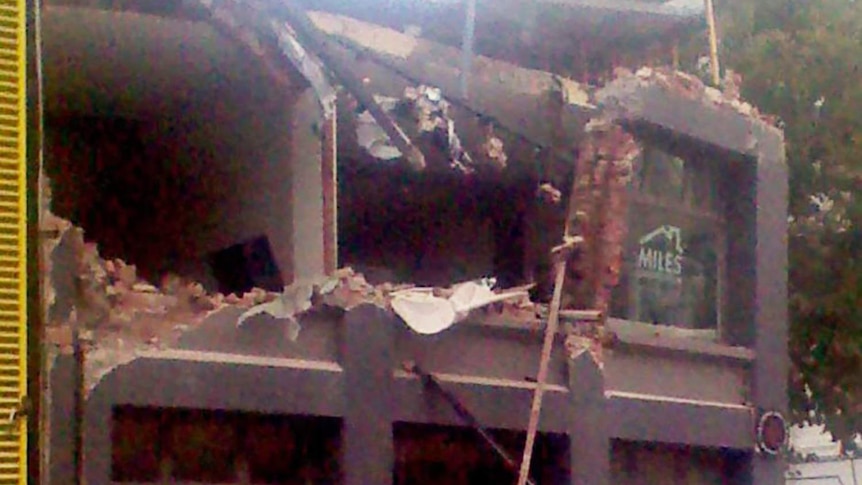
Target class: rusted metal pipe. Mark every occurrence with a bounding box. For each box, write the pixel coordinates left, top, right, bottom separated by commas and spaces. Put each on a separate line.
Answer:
402, 361, 536, 485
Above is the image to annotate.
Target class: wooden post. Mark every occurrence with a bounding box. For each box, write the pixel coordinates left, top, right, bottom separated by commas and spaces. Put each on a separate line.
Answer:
321, 106, 338, 274
516, 256, 567, 485
704, 0, 721, 86
516, 218, 582, 484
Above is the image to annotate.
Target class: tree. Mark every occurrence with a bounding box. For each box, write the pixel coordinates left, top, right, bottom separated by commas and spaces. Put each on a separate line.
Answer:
705, 0, 862, 446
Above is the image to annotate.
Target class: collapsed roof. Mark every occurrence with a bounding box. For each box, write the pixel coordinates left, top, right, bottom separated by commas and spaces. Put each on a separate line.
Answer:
296, 0, 705, 77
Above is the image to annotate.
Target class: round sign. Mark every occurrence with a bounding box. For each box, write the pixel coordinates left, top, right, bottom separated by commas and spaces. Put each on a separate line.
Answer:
757, 411, 788, 455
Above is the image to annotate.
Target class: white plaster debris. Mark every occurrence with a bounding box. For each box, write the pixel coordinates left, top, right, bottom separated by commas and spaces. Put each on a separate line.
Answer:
391, 279, 529, 335
355, 95, 404, 160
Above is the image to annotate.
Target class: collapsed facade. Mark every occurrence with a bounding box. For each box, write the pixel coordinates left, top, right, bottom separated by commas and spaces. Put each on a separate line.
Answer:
38, 0, 788, 484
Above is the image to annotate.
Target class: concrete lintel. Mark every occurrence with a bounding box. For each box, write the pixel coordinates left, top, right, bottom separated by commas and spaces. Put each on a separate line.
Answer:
91, 353, 345, 416
392, 372, 571, 433
80, 354, 344, 483
607, 392, 754, 449
597, 81, 774, 158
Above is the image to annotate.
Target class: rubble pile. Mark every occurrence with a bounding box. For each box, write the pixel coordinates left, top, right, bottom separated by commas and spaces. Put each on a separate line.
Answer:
41, 209, 552, 388
43, 212, 226, 352
41, 209, 254, 389
603, 66, 781, 127
44, 213, 545, 349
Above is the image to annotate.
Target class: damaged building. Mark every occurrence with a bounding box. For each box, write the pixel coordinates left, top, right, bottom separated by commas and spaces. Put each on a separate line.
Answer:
26, 0, 789, 484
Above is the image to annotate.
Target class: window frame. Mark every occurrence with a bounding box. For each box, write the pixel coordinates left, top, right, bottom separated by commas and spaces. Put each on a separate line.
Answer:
614, 133, 733, 341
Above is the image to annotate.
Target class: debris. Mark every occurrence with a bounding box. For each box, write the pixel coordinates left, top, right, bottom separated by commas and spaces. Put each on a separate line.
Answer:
40, 209, 241, 391
391, 279, 529, 335
476, 121, 507, 170
536, 183, 562, 205
355, 95, 404, 160
236, 283, 314, 341
356, 84, 510, 174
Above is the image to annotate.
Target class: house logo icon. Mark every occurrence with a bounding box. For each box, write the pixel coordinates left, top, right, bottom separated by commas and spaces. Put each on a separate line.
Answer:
637, 225, 684, 276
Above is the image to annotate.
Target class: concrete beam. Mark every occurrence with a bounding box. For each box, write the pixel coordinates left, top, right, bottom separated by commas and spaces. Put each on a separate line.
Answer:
607, 392, 754, 449
595, 75, 784, 159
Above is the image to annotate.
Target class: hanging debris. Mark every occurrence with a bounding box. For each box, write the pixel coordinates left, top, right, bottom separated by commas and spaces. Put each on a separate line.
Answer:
354, 94, 405, 161
479, 122, 508, 170
42, 202, 550, 392
355, 84, 510, 175
403, 85, 475, 173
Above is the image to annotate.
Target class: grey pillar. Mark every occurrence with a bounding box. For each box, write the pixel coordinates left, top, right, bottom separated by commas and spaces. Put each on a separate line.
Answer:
341, 304, 395, 485
82, 373, 113, 484
48, 354, 76, 485
751, 126, 789, 485
568, 349, 608, 485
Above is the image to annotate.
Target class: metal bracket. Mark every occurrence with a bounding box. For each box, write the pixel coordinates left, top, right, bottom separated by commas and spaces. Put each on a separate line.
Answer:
5, 396, 29, 433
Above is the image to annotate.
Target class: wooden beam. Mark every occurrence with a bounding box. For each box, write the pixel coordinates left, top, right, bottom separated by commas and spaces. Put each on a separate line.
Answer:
321, 107, 338, 274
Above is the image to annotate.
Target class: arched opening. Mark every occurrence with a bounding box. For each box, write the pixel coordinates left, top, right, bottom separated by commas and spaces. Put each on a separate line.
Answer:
42, 5, 323, 293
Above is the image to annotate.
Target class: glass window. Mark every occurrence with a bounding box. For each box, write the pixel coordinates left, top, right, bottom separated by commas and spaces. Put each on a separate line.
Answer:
610, 145, 723, 329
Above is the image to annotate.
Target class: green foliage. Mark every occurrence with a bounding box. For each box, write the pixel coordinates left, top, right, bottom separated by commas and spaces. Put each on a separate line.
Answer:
709, 0, 862, 445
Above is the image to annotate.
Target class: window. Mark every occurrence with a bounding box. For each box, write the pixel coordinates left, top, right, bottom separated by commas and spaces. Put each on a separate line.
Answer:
111, 407, 342, 484
610, 144, 724, 330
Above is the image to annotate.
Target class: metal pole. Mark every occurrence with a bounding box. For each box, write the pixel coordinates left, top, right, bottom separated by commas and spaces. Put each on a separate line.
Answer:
404, 362, 536, 485
72, 331, 84, 485
460, 0, 476, 99
28, 0, 47, 482
703, 0, 721, 85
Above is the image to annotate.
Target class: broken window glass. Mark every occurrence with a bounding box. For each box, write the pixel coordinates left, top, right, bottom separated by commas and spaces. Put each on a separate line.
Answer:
611, 146, 722, 329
